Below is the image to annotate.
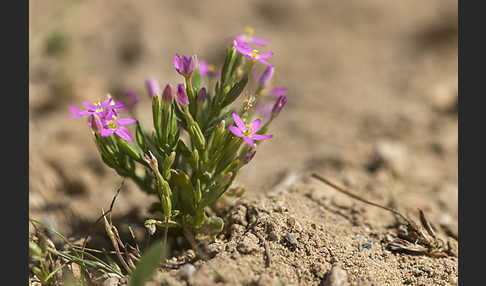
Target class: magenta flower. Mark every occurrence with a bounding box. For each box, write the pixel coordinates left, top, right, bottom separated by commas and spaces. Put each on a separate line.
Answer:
229, 112, 272, 147
269, 87, 287, 97
100, 111, 137, 142
176, 84, 189, 107
233, 39, 273, 67
174, 54, 196, 77
69, 97, 124, 119
199, 60, 221, 78
146, 77, 160, 97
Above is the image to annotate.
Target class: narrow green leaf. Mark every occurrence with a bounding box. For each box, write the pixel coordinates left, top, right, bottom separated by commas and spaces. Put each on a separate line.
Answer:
128, 241, 166, 286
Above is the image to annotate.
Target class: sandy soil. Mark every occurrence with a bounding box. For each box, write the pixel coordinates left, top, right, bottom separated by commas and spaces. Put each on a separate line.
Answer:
29, 0, 457, 285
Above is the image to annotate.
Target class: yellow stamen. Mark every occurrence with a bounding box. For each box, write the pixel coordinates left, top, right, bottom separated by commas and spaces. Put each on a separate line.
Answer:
107, 120, 117, 130
93, 100, 104, 112
250, 49, 260, 59
243, 122, 254, 137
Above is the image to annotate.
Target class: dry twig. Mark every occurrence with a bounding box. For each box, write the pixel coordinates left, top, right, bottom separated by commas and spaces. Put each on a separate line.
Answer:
311, 173, 456, 258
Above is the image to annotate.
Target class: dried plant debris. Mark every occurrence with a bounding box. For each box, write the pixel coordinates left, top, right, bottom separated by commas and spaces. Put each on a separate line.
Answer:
310, 173, 457, 258
385, 210, 456, 258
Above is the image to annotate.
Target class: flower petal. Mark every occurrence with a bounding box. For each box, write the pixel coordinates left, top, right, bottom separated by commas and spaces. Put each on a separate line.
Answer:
115, 126, 133, 142
101, 97, 113, 107
258, 58, 273, 67
100, 128, 115, 137
68, 105, 88, 118
174, 54, 181, 71
232, 112, 247, 131
229, 125, 243, 137
250, 36, 269, 46
252, 134, 272, 141
83, 101, 96, 110
251, 119, 261, 132
117, 118, 137, 125
258, 52, 274, 59
243, 136, 255, 147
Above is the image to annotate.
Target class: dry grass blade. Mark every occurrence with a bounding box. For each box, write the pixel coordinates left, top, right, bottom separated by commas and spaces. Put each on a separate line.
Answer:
310, 173, 456, 258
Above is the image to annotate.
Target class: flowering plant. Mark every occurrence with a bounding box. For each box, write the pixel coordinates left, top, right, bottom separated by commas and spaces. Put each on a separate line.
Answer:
70, 29, 287, 237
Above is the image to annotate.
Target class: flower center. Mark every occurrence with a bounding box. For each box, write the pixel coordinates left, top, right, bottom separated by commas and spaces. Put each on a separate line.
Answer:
93, 100, 105, 113
107, 120, 117, 129
107, 115, 118, 129
243, 123, 254, 137
209, 64, 216, 72
250, 49, 260, 59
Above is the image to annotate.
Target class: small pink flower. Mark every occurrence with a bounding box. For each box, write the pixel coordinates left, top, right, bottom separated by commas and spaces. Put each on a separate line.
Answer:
100, 110, 137, 142
233, 39, 273, 67
69, 97, 124, 118
229, 112, 272, 147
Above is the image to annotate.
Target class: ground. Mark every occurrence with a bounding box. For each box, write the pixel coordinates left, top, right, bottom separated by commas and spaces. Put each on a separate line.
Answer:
29, 0, 457, 285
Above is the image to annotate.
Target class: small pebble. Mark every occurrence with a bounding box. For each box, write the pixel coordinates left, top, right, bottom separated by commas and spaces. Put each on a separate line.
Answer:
178, 264, 196, 279
323, 263, 349, 286
284, 232, 297, 251
230, 205, 248, 226
206, 242, 224, 257
359, 240, 373, 252
287, 216, 296, 227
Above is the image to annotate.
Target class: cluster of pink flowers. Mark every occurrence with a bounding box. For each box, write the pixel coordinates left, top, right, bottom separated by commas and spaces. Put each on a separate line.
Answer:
69, 96, 137, 142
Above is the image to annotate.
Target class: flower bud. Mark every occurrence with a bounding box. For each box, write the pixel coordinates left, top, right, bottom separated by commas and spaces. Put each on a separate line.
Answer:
176, 84, 189, 107
90, 114, 103, 134
162, 84, 174, 105
241, 148, 256, 165
174, 54, 196, 78
258, 66, 274, 88
197, 87, 207, 104
217, 120, 225, 130
271, 95, 287, 119
145, 77, 160, 97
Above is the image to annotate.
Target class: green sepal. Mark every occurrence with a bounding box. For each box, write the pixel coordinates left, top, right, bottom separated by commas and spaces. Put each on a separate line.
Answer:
152, 95, 162, 140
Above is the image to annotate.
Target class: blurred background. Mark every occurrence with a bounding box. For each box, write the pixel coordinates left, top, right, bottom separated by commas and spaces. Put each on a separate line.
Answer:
29, 0, 457, 238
